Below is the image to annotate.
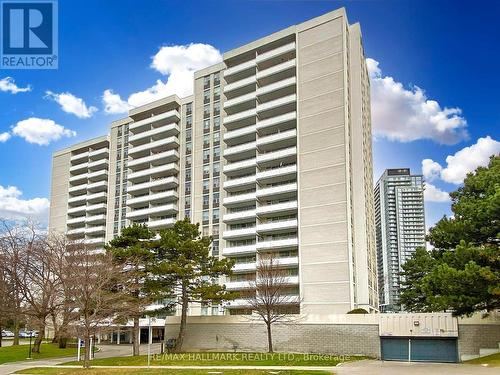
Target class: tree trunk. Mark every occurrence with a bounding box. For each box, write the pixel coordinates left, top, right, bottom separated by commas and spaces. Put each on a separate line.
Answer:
32, 323, 45, 353
132, 317, 140, 356
0, 326, 3, 347
266, 322, 273, 353
51, 314, 59, 343
12, 318, 19, 346
174, 283, 188, 352
83, 336, 90, 368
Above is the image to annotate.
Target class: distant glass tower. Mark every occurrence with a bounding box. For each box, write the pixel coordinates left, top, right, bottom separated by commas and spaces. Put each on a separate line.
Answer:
374, 168, 426, 312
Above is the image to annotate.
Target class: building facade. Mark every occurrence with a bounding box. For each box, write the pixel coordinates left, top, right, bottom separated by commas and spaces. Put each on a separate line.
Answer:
374, 168, 426, 312
49, 8, 378, 315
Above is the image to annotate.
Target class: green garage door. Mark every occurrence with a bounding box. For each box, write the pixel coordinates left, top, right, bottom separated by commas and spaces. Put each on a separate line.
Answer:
381, 337, 458, 363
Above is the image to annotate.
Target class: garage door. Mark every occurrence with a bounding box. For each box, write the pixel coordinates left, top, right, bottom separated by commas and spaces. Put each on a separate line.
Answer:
381, 337, 458, 363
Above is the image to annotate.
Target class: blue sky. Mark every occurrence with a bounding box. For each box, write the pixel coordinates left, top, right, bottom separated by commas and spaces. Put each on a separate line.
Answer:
0, 0, 499, 228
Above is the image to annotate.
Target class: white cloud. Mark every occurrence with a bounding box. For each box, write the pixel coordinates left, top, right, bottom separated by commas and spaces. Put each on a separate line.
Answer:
45, 91, 98, 118
102, 89, 131, 114
367, 58, 468, 145
12, 117, 76, 146
0, 77, 32, 94
0, 185, 49, 223
423, 136, 500, 185
424, 183, 450, 203
0, 132, 10, 142
421, 159, 442, 181
103, 43, 222, 113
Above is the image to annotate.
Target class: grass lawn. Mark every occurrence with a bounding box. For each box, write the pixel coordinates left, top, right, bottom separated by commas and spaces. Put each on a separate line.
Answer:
0, 343, 79, 364
63, 352, 362, 367
16, 368, 332, 375
464, 352, 500, 367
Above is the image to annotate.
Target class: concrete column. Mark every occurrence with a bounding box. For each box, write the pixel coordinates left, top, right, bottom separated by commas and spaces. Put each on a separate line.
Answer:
117, 328, 120, 345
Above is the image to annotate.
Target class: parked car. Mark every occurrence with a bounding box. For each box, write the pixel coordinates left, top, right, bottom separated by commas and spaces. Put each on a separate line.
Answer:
1, 330, 14, 337
19, 330, 38, 338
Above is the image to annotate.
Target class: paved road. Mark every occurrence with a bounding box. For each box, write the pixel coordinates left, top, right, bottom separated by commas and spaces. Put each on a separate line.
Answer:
336, 359, 498, 374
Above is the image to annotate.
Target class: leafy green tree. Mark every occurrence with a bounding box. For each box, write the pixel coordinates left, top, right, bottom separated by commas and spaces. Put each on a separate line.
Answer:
401, 155, 500, 316
106, 224, 155, 356
146, 218, 235, 352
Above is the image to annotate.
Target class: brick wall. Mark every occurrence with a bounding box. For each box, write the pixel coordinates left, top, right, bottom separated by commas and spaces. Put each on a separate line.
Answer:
458, 324, 500, 356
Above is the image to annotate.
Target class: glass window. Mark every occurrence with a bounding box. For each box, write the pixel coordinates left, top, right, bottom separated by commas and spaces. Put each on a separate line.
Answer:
185, 182, 191, 195
186, 102, 192, 115
186, 141, 192, 155
213, 116, 220, 130
203, 149, 210, 164
184, 208, 191, 218
203, 194, 209, 208
186, 115, 192, 128
213, 146, 220, 161
213, 162, 220, 177
212, 225, 219, 236
203, 90, 210, 104
204, 104, 210, 119
202, 210, 209, 224
203, 134, 210, 149
213, 86, 220, 101
203, 180, 210, 194
203, 165, 210, 179
213, 72, 220, 86
203, 119, 210, 133
213, 131, 220, 146
185, 168, 191, 182
212, 240, 219, 256
186, 128, 192, 141
213, 192, 219, 207
185, 155, 192, 168
213, 102, 220, 116
203, 76, 210, 89
212, 209, 220, 221
213, 177, 220, 190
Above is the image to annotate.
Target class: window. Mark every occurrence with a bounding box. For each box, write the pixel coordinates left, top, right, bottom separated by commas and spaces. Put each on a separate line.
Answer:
202, 226, 210, 236
203, 180, 210, 194
203, 149, 210, 164
213, 86, 220, 101
203, 195, 209, 209
186, 128, 192, 142
213, 162, 220, 177
213, 102, 220, 116
213, 116, 220, 130
213, 146, 220, 161
212, 208, 220, 221
212, 240, 219, 256
186, 141, 192, 155
203, 165, 210, 179
185, 168, 191, 182
203, 119, 210, 133
203, 90, 210, 104
186, 102, 192, 115
213, 131, 220, 146
213, 72, 220, 86
203, 75, 210, 89
186, 115, 192, 128
184, 208, 191, 218
185, 182, 191, 195
213, 192, 220, 207
203, 134, 210, 149
213, 177, 220, 190
204, 104, 210, 119
117, 127, 123, 137
202, 210, 209, 224
185, 155, 192, 168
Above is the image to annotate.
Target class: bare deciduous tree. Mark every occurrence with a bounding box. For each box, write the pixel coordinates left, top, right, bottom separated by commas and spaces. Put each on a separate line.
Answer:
244, 255, 300, 353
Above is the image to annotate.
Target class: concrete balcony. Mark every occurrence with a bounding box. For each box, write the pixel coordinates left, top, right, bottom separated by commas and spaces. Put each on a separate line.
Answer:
66, 216, 86, 225
88, 148, 109, 160
225, 280, 254, 290
147, 218, 176, 229
128, 176, 178, 194
129, 110, 180, 132
87, 158, 108, 171
67, 227, 85, 236
223, 158, 256, 175
256, 237, 299, 250
256, 111, 296, 132
87, 180, 107, 192
257, 146, 296, 165
128, 136, 179, 156
85, 226, 106, 235
257, 200, 298, 216
69, 173, 88, 184
69, 162, 88, 173
128, 190, 178, 207
68, 184, 87, 194
257, 59, 296, 80
223, 191, 256, 206
256, 42, 296, 64
70, 151, 89, 162
223, 124, 256, 144
86, 192, 107, 204
128, 163, 178, 181
224, 59, 256, 78
224, 141, 256, 159
256, 219, 298, 233
256, 182, 297, 199
223, 92, 256, 110
126, 204, 178, 220
222, 227, 256, 239
84, 237, 105, 245
86, 203, 107, 213
273, 256, 299, 268
256, 94, 296, 116
224, 108, 256, 127
256, 164, 297, 183
129, 123, 179, 143
256, 77, 296, 98
86, 214, 106, 224
224, 75, 256, 94
233, 262, 257, 273
223, 209, 256, 223
222, 244, 257, 256
257, 129, 296, 151
67, 205, 87, 215
223, 175, 256, 191
68, 194, 87, 205
129, 149, 179, 168
87, 169, 108, 182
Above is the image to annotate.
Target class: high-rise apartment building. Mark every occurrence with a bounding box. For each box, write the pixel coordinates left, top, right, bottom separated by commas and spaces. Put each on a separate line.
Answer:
374, 168, 426, 312
49, 8, 378, 315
